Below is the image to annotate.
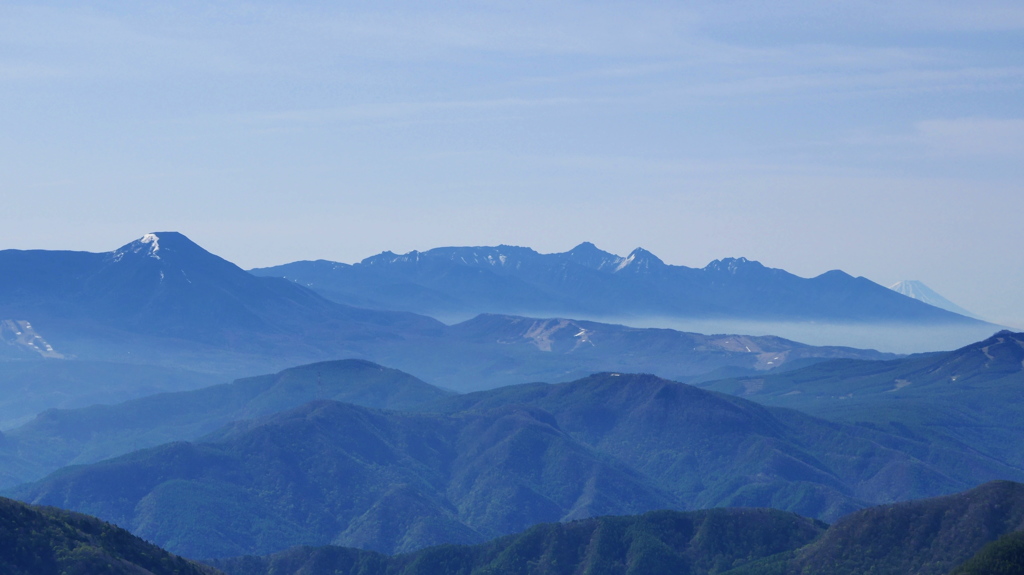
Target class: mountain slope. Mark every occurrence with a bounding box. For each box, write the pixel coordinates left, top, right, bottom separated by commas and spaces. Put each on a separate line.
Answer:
252, 243, 987, 325
950, 530, 1024, 575
426, 373, 1024, 515
9, 400, 674, 557
0, 495, 221, 575
0, 232, 443, 373
211, 482, 1024, 575
369, 314, 896, 391
744, 480, 1024, 575
699, 330, 1024, 471
0, 359, 451, 489
211, 508, 826, 575
9, 374, 1022, 558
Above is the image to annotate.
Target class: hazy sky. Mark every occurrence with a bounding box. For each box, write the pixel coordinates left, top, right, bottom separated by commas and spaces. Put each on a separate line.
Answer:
2, 1, 1022, 326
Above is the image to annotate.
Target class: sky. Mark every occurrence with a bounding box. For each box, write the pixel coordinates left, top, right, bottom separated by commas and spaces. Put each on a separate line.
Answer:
1, 1, 1022, 327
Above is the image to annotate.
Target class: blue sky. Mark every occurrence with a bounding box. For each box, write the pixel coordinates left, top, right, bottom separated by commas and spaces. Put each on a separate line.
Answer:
2, 1, 1022, 327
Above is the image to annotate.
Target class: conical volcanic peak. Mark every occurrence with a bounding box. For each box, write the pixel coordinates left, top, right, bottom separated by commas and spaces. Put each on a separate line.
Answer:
889, 280, 981, 319
108, 232, 243, 273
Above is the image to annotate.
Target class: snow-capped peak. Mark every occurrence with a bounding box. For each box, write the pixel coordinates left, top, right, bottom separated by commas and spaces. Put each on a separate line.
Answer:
111, 232, 163, 262
889, 280, 981, 319
140, 233, 161, 259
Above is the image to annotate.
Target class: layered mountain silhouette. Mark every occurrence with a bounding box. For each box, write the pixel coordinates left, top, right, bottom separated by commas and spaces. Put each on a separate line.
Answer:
252, 243, 988, 325
209, 481, 1024, 575
0, 360, 450, 489
0, 233, 896, 392
9, 373, 1022, 558
6, 478, 1021, 575
0, 359, 221, 430
210, 508, 828, 575
701, 330, 1024, 471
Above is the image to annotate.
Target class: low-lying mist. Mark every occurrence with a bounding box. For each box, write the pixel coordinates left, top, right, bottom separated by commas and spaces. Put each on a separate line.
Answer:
433, 311, 1005, 355
579, 317, 1006, 355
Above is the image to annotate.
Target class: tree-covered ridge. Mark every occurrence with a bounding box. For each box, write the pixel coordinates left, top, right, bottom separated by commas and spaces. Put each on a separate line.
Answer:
699, 330, 1024, 481
208, 482, 1024, 575
210, 508, 826, 575
5, 481, 1022, 575
725, 480, 1024, 575
0, 495, 221, 575
950, 530, 1024, 575
0, 359, 449, 489
10, 374, 1020, 559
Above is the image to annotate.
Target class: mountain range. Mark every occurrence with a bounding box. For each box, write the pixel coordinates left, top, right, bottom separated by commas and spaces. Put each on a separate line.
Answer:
3, 479, 1022, 575
0, 232, 1020, 573
0, 360, 451, 489
251, 243, 987, 326
8, 369, 1022, 558
0, 233, 902, 396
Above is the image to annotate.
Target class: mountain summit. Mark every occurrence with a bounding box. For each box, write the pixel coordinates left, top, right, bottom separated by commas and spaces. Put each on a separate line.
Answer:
0, 232, 441, 370
890, 280, 981, 319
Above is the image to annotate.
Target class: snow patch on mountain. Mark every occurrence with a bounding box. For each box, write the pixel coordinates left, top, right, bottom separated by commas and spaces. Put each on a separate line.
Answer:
140, 233, 161, 259
614, 252, 635, 272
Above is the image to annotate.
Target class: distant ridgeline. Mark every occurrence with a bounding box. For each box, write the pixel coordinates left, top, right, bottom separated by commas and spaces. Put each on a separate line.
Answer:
0, 232, 908, 392
700, 329, 1024, 472
251, 242, 989, 325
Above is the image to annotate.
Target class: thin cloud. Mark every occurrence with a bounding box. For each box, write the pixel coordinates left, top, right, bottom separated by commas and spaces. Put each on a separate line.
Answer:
917, 118, 1024, 157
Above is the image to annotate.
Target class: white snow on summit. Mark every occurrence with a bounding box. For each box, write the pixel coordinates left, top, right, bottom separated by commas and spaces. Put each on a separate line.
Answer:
889, 280, 981, 320
139, 233, 161, 259
110, 233, 163, 263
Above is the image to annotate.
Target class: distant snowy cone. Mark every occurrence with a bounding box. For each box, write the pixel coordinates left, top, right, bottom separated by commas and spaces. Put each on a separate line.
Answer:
889, 280, 981, 320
